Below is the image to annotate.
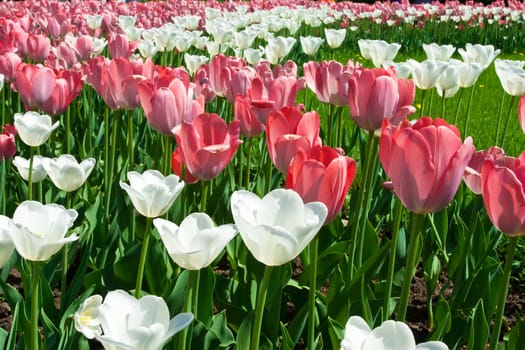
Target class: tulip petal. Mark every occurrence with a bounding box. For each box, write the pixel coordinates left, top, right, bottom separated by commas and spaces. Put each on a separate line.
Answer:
362, 320, 416, 350
341, 316, 371, 350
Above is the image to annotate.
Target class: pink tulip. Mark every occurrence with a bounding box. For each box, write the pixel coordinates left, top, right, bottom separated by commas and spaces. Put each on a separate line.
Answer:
481, 150, 525, 236
286, 146, 357, 223
222, 65, 256, 105
233, 95, 266, 138
193, 66, 216, 103
138, 78, 205, 135
25, 33, 51, 62
463, 146, 506, 195
266, 106, 322, 174
0, 52, 22, 83
379, 117, 474, 214
207, 54, 246, 97
172, 113, 242, 181
349, 67, 416, 131
108, 33, 137, 59
303, 60, 360, 106
0, 124, 17, 160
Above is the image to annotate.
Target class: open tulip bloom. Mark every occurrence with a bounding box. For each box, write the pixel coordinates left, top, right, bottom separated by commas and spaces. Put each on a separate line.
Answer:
7, 201, 78, 261
120, 170, 185, 218
154, 213, 237, 270
230, 188, 327, 266
340, 316, 449, 350
42, 154, 96, 192
0, 215, 14, 268
13, 111, 59, 147
74, 289, 194, 350
13, 155, 47, 183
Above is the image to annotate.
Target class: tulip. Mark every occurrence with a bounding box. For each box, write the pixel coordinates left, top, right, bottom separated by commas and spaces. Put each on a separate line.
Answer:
422, 43, 456, 61
171, 149, 199, 185
435, 63, 460, 98
138, 78, 205, 135
85, 15, 103, 31
173, 113, 242, 181
448, 59, 483, 88
458, 43, 500, 69
494, 59, 525, 96
266, 106, 322, 174
153, 213, 237, 270
463, 147, 506, 195
222, 65, 256, 105
120, 170, 185, 218
348, 67, 416, 131
303, 60, 359, 106
183, 54, 208, 76
382, 61, 412, 79
7, 200, 78, 261
74, 289, 193, 350
407, 59, 448, 90
286, 146, 357, 223
0, 215, 15, 269
230, 188, 327, 266
207, 54, 246, 98
265, 36, 296, 65
0, 124, 16, 160
13, 155, 47, 183
300, 36, 324, 56
42, 155, 96, 192
13, 111, 59, 147
324, 28, 346, 49
340, 316, 449, 350
0, 52, 22, 83
379, 117, 474, 214
234, 95, 266, 138
358, 39, 401, 68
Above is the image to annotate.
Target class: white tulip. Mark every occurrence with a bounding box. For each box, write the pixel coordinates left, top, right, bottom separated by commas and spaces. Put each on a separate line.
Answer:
407, 59, 448, 90
448, 59, 483, 88
85, 15, 103, 30
42, 155, 95, 192
358, 39, 401, 68
154, 213, 237, 270
0, 216, 14, 268
436, 64, 460, 98
324, 28, 346, 49
494, 59, 525, 96
12, 155, 47, 183
231, 189, 327, 266
14, 111, 59, 147
244, 48, 263, 65
234, 30, 256, 51
118, 15, 136, 30
382, 61, 412, 79
120, 170, 184, 218
423, 43, 456, 61
265, 36, 296, 63
7, 201, 78, 261
340, 316, 449, 350
75, 290, 193, 350
184, 54, 209, 76
138, 39, 160, 58
458, 43, 500, 69
300, 36, 324, 56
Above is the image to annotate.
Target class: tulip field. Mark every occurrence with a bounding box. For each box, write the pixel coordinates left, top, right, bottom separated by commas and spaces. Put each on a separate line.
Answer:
2, 0, 525, 349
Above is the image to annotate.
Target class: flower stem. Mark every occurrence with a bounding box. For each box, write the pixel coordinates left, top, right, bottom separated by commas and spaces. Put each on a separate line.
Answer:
307, 236, 319, 350
419, 89, 427, 118
397, 213, 425, 322
178, 270, 199, 350
135, 217, 152, 298
494, 90, 506, 145
499, 95, 517, 148
489, 236, 518, 350
201, 181, 209, 212
453, 87, 464, 125
27, 147, 35, 201
462, 85, 475, 136
252, 265, 272, 350
31, 261, 41, 350
383, 199, 404, 321
244, 137, 253, 190
0, 159, 6, 215
440, 93, 446, 120
65, 106, 71, 154
61, 192, 73, 307
163, 135, 173, 175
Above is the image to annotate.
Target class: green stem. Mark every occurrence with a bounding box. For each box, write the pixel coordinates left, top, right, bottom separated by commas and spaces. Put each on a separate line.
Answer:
453, 195, 482, 282
327, 104, 334, 146
106, 111, 120, 223
440, 93, 446, 120
0, 159, 5, 215
135, 217, 152, 298
265, 149, 273, 195
104, 107, 110, 220
499, 95, 517, 148
201, 181, 209, 212
397, 213, 425, 322
178, 270, 199, 350
163, 135, 173, 175
251, 265, 273, 350
244, 137, 253, 190
383, 199, 404, 321
419, 89, 427, 118
428, 89, 434, 116
489, 236, 519, 350
127, 110, 134, 170
494, 91, 506, 145
31, 261, 41, 350
61, 192, 73, 306
463, 85, 475, 136
307, 236, 319, 350
335, 106, 344, 147
65, 106, 71, 154
28, 147, 35, 201
453, 87, 464, 125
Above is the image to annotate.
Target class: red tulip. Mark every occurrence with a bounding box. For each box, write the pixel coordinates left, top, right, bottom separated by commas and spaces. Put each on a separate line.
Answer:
138, 78, 205, 135
171, 148, 199, 185
266, 106, 322, 174
463, 146, 505, 195
349, 67, 416, 131
303, 60, 360, 106
0, 124, 16, 160
379, 117, 474, 214
286, 146, 357, 223
173, 113, 242, 181
481, 150, 525, 236
233, 95, 266, 138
